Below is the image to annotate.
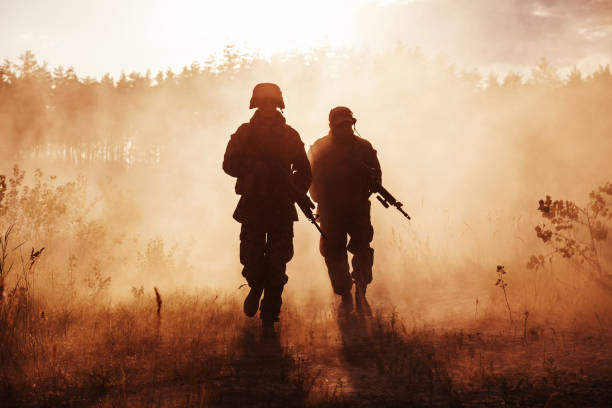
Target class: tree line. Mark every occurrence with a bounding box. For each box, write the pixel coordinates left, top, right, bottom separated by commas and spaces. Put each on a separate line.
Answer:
1, 46, 611, 165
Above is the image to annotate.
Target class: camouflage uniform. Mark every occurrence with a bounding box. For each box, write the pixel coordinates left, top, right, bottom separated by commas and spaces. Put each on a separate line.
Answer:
223, 107, 311, 325
308, 108, 381, 310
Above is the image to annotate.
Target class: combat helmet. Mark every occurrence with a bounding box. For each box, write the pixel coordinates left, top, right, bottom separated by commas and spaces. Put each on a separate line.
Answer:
329, 106, 356, 127
249, 83, 285, 109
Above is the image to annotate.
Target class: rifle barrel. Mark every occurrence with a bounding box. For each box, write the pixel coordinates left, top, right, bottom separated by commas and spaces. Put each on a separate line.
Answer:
310, 218, 328, 240
395, 203, 411, 220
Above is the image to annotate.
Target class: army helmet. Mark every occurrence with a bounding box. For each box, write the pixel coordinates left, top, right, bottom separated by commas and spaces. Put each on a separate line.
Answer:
249, 83, 285, 109
329, 106, 356, 127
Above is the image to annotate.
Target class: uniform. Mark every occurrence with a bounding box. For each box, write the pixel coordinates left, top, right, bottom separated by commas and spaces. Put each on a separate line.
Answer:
223, 86, 311, 328
308, 106, 381, 315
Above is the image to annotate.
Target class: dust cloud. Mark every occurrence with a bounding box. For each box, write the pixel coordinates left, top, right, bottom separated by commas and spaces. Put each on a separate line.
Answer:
1, 47, 611, 329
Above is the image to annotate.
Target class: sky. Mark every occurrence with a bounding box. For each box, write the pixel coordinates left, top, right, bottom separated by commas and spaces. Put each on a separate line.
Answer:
2, 0, 612, 78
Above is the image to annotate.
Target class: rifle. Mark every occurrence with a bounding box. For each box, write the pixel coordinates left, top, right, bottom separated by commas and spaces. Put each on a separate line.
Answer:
373, 183, 411, 220
266, 159, 327, 239
286, 180, 328, 239
359, 161, 411, 220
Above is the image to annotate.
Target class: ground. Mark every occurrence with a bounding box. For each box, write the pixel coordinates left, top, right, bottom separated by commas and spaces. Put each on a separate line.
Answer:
1, 292, 612, 407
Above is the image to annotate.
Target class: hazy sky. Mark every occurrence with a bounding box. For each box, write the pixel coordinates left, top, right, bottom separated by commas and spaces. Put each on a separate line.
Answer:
2, 0, 612, 78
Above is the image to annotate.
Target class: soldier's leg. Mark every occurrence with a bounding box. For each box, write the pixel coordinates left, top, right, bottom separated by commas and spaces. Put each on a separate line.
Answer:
347, 207, 374, 316
347, 238, 374, 287
240, 223, 266, 317
346, 205, 375, 286
319, 212, 352, 297
259, 223, 293, 326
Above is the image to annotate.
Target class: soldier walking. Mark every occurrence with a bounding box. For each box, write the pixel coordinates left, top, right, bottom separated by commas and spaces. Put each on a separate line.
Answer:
223, 83, 311, 335
308, 107, 381, 317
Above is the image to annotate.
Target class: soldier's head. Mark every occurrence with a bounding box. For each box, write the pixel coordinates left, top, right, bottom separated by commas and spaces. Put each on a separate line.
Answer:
250, 83, 285, 120
329, 106, 356, 138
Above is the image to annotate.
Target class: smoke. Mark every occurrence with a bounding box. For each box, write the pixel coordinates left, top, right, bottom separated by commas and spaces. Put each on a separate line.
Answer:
1, 46, 611, 328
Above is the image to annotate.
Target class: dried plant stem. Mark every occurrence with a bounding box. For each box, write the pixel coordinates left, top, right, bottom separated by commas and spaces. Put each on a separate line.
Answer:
154, 286, 162, 338
502, 286, 512, 324
154, 286, 162, 316
584, 211, 603, 280
496, 266, 513, 324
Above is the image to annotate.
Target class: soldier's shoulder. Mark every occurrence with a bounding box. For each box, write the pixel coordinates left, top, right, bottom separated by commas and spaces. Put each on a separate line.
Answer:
355, 135, 376, 152
236, 122, 251, 133
283, 124, 307, 148
311, 135, 330, 147
283, 123, 301, 139
308, 135, 330, 153
230, 123, 251, 139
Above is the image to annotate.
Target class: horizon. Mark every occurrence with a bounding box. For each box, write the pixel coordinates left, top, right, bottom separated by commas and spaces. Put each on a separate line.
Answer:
3, 0, 612, 79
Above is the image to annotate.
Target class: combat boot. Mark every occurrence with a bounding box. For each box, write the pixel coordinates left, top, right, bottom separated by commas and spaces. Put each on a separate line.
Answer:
340, 291, 354, 317
243, 285, 264, 317
355, 283, 372, 317
262, 319, 277, 338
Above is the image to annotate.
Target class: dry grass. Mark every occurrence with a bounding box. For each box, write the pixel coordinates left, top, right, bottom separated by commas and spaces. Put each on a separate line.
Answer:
0, 170, 611, 407
2, 288, 611, 407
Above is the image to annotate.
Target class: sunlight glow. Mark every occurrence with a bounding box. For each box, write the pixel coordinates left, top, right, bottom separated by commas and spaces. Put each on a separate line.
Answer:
181, 0, 357, 57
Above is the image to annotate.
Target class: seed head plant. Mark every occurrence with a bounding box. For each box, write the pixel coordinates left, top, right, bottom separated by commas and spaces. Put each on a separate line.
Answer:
495, 265, 512, 324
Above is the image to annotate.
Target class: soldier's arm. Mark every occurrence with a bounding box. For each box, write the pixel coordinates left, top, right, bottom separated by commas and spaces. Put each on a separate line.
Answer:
363, 142, 382, 186
222, 125, 250, 178
371, 149, 382, 185
290, 134, 312, 194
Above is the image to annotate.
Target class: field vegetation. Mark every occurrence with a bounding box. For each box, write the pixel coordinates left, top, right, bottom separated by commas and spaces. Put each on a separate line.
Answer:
1, 48, 612, 406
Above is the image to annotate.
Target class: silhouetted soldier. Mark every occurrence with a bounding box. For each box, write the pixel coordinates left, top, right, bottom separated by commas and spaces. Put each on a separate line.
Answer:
308, 107, 381, 317
223, 83, 311, 335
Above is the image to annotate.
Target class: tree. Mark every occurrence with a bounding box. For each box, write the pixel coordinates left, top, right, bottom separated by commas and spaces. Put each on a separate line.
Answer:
530, 56, 561, 87
502, 71, 523, 89
566, 65, 583, 87
589, 64, 612, 87
486, 73, 500, 90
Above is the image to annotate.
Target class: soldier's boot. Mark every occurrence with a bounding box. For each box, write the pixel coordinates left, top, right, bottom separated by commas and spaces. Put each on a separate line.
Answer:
355, 282, 372, 317
262, 319, 277, 338
259, 282, 284, 334
243, 285, 264, 317
340, 290, 354, 317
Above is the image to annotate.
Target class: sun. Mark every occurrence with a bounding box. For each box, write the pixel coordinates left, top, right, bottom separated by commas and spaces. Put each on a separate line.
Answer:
189, 0, 352, 57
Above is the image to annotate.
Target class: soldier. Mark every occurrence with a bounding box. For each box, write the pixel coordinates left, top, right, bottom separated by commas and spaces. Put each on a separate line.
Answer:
308, 107, 381, 317
223, 83, 311, 334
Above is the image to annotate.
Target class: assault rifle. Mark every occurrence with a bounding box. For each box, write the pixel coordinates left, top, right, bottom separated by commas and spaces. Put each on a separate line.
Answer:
373, 183, 411, 220
287, 181, 327, 239
267, 160, 327, 239
359, 161, 411, 220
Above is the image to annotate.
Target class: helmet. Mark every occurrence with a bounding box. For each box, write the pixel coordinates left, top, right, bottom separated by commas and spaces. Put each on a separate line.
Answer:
329, 106, 356, 127
249, 83, 285, 109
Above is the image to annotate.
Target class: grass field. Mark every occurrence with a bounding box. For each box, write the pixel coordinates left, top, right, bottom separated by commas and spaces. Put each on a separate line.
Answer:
2, 287, 611, 407
2, 43, 612, 407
